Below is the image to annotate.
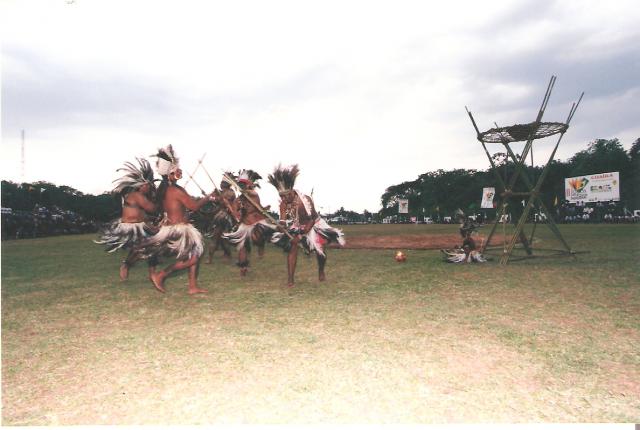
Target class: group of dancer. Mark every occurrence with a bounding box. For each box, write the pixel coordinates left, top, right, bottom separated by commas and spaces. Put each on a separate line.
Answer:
95, 145, 346, 294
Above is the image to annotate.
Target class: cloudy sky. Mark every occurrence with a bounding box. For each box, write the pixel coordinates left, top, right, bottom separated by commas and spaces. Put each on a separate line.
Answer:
2, 0, 639, 213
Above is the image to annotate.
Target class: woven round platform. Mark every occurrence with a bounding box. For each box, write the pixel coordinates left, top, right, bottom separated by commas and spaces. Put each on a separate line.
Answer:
478, 121, 568, 143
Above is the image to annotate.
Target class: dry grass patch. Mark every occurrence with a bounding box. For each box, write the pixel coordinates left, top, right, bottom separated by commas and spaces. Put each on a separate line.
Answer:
2, 224, 639, 423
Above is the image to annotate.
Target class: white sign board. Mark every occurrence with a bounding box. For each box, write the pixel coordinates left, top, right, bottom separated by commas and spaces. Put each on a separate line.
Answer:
565, 172, 620, 203
481, 187, 496, 209
398, 199, 409, 214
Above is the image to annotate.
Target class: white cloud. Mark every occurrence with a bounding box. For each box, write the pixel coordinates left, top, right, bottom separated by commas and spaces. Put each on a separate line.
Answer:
2, 0, 639, 212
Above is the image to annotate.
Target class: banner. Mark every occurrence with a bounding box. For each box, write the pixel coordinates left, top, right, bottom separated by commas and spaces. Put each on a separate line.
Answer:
481, 187, 495, 209
398, 199, 409, 214
565, 172, 620, 203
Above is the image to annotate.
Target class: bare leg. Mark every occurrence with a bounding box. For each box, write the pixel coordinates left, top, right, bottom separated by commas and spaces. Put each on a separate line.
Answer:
317, 252, 327, 282
120, 248, 142, 281
238, 247, 249, 276
287, 238, 300, 287
149, 270, 166, 293
252, 229, 266, 259
188, 262, 207, 294
147, 265, 156, 280
212, 227, 233, 262
219, 233, 232, 260
120, 261, 129, 281
206, 237, 216, 264
147, 256, 158, 281
150, 255, 199, 293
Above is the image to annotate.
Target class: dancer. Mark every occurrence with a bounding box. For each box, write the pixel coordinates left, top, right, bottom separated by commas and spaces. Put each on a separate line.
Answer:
268, 164, 345, 287
142, 145, 215, 294
223, 169, 278, 276
206, 174, 237, 263
94, 158, 158, 281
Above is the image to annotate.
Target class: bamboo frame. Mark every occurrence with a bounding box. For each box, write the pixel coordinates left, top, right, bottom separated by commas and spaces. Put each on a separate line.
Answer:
466, 76, 584, 264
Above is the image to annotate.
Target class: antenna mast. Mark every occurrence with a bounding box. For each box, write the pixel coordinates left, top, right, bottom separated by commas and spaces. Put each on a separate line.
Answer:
21, 130, 26, 181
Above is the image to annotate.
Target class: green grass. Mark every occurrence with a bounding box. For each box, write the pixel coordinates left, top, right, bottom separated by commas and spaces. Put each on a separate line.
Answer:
2, 224, 639, 424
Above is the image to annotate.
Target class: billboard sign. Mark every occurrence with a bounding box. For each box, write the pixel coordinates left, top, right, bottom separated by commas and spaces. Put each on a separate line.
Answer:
398, 199, 409, 214
565, 172, 620, 203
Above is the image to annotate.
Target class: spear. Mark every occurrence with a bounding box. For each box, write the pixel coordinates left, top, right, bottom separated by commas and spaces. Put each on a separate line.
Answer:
185, 170, 209, 197
183, 153, 206, 187
222, 172, 299, 243
198, 163, 240, 223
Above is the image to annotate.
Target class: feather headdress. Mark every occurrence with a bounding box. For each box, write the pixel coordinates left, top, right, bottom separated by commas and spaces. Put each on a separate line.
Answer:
237, 169, 262, 188
267, 164, 300, 195
152, 145, 180, 176
112, 158, 156, 195
221, 171, 236, 188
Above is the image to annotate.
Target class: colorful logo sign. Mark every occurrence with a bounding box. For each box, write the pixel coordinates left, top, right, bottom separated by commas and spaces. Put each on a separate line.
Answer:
568, 177, 589, 193
565, 172, 619, 203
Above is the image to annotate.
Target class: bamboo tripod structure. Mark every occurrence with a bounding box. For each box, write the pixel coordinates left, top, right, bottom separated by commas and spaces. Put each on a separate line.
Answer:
466, 76, 584, 264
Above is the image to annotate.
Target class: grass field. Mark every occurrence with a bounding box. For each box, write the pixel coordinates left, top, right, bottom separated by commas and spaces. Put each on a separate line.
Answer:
2, 223, 639, 424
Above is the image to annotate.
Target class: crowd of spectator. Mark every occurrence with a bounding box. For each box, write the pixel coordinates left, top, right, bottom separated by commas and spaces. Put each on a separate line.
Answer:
380, 202, 640, 225
1, 204, 98, 240
558, 200, 638, 223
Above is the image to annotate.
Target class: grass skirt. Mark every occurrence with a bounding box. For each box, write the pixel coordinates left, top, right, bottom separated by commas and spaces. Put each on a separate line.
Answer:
139, 223, 204, 261
271, 217, 345, 257
441, 248, 487, 263
94, 220, 155, 253
223, 219, 277, 252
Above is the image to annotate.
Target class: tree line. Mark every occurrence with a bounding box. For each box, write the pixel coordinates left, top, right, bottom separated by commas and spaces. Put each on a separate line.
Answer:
379, 138, 640, 220
1, 181, 120, 222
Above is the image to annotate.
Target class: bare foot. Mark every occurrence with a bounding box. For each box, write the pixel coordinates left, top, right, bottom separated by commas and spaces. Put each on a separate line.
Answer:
319, 274, 326, 282
188, 288, 208, 295
240, 267, 248, 277
150, 272, 166, 293
119, 263, 129, 281
287, 281, 295, 288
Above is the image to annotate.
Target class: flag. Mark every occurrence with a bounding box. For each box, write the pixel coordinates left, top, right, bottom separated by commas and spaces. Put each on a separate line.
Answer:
481, 187, 495, 209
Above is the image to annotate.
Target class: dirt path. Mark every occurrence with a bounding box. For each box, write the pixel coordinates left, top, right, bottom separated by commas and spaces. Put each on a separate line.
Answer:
335, 234, 502, 249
